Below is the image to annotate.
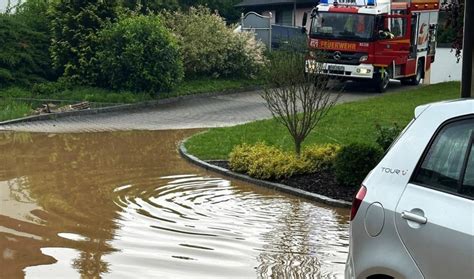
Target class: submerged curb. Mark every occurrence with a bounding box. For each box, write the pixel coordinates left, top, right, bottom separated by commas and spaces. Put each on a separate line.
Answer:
179, 138, 351, 208
0, 85, 263, 126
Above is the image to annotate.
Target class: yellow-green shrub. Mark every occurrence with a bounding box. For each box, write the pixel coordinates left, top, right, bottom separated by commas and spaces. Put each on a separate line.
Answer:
229, 143, 309, 180
228, 143, 256, 173
302, 144, 341, 172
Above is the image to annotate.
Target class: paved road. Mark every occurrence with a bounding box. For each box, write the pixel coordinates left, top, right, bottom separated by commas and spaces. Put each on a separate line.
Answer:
0, 82, 408, 133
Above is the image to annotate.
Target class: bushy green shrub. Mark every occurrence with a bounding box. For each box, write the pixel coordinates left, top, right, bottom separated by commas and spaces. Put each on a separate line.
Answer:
161, 6, 266, 78
0, 14, 55, 87
334, 143, 383, 187
375, 123, 402, 151
95, 15, 183, 92
31, 78, 72, 96
302, 144, 341, 172
229, 143, 308, 180
49, 0, 117, 84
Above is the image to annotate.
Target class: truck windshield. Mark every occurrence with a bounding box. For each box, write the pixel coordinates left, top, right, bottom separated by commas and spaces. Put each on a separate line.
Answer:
311, 12, 375, 41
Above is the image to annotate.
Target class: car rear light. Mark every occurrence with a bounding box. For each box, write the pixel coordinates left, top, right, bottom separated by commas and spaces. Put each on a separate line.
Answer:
350, 185, 367, 221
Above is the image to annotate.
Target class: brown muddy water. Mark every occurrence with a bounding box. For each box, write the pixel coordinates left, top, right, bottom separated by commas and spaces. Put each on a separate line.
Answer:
0, 130, 349, 278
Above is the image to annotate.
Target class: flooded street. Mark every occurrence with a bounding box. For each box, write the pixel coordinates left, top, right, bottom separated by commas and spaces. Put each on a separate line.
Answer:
0, 130, 349, 278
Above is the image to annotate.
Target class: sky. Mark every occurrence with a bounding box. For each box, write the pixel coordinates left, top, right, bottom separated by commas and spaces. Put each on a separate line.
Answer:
0, 0, 20, 13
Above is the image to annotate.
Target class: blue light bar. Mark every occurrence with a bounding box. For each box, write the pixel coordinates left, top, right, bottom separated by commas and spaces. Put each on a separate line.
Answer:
367, 0, 376, 6
320, 0, 328, 4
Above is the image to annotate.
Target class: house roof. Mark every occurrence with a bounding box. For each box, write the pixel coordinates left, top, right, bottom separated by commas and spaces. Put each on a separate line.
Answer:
235, 0, 318, 7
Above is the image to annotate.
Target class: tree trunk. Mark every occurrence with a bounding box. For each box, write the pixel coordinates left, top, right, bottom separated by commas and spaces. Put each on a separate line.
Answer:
294, 139, 302, 157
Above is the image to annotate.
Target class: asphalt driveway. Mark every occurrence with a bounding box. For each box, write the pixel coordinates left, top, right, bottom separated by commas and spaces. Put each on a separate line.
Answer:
0, 82, 407, 133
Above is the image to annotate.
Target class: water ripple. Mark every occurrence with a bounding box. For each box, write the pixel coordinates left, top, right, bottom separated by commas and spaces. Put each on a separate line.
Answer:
107, 174, 349, 278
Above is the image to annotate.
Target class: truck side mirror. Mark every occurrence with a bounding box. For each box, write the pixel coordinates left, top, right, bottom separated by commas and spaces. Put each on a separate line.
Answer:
302, 12, 308, 27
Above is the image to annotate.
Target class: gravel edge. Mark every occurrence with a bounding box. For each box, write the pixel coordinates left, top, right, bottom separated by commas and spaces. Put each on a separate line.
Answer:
0, 85, 263, 126
178, 138, 351, 208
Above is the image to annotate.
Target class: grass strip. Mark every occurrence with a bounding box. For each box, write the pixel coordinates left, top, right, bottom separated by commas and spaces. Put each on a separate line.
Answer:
185, 82, 460, 160
0, 77, 263, 121
0, 99, 33, 122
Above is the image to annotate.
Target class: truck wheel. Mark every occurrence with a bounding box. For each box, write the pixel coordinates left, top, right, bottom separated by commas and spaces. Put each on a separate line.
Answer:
403, 60, 423, 86
374, 68, 391, 93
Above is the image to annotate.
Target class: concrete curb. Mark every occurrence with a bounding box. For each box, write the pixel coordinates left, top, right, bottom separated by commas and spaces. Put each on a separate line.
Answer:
0, 85, 263, 126
178, 138, 351, 208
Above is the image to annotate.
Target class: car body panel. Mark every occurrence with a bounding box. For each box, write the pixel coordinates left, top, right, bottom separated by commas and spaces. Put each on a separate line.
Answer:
395, 184, 474, 279
347, 99, 474, 279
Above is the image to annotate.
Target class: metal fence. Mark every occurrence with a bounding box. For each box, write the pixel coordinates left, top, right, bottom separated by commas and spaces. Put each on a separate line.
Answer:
241, 12, 307, 51
241, 12, 272, 49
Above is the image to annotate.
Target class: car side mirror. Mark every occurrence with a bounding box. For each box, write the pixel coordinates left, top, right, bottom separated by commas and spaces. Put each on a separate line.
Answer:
302, 12, 308, 27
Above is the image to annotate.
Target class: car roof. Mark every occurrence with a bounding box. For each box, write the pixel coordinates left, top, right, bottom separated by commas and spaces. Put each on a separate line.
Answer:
415, 98, 474, 120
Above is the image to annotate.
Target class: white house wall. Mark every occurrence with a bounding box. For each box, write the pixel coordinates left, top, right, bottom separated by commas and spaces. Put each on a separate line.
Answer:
259, 8, 313, 28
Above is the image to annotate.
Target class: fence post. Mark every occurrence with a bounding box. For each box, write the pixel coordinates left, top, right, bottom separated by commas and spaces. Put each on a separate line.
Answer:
461, 0, 473, 97
269, 12, 273, 52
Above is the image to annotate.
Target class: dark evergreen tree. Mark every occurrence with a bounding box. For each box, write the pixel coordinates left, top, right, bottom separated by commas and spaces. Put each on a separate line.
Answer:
49, 0, 118, 84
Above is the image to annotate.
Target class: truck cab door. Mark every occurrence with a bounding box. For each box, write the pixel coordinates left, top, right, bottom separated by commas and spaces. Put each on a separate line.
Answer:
374, 14, 411, 67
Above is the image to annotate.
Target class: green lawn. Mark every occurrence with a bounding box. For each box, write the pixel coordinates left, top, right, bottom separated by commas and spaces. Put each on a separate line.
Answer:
0, 77, 263, 121
185, 82, 460, 160
0, 98, 33, 122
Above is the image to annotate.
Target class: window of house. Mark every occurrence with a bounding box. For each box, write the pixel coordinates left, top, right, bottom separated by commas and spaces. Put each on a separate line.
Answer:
413, 118, 474, 197
276, 9, 293, 26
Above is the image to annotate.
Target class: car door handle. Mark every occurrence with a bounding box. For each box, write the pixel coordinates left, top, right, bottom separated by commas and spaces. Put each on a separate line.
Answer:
401, 211, 427, 224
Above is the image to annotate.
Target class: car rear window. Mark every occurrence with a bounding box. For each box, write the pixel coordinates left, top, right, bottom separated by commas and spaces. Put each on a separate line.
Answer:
413, 118, 474, 198
461, 146, 474, 197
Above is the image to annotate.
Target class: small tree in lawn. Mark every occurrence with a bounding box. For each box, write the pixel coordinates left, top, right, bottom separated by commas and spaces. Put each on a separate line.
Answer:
261, 50, 339, 156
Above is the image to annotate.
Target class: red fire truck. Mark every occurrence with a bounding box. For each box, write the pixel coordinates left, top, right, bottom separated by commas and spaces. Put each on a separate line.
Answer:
304, 0, 440, 92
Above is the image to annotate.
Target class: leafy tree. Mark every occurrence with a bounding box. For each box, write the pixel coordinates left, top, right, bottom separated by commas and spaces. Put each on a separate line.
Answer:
442, 0, 464, 60
121, 0, 179, 13
16, 0, 50, 33
49, 0, 118, 84
179, 0, 242, 22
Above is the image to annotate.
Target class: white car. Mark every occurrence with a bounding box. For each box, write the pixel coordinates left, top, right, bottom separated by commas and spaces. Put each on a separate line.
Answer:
346, 99, 474, 279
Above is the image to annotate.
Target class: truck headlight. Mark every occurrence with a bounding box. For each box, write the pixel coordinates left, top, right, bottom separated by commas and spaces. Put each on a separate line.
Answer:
359, 55, 368, 62
305, 60, 317, 73
356, 68, 371, 75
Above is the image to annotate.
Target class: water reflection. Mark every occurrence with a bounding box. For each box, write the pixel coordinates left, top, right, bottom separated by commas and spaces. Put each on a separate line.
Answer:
0, 130, 349, 278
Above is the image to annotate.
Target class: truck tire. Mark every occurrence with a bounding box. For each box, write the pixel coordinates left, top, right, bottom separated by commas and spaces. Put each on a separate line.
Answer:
374, 68, 391, 93
402, 59, 423, 86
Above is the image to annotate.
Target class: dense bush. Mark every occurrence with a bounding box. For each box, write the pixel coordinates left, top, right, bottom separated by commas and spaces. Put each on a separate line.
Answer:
302, 144, 341, 172
49, 0, 117, 84
375, 123, 402, 151
96, 15, 183, 92
0, 14, 54, 87
229, 143, 308, 180
161, 7, 266, 78
335, 143, 383, 187
31, 79, 72, 96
